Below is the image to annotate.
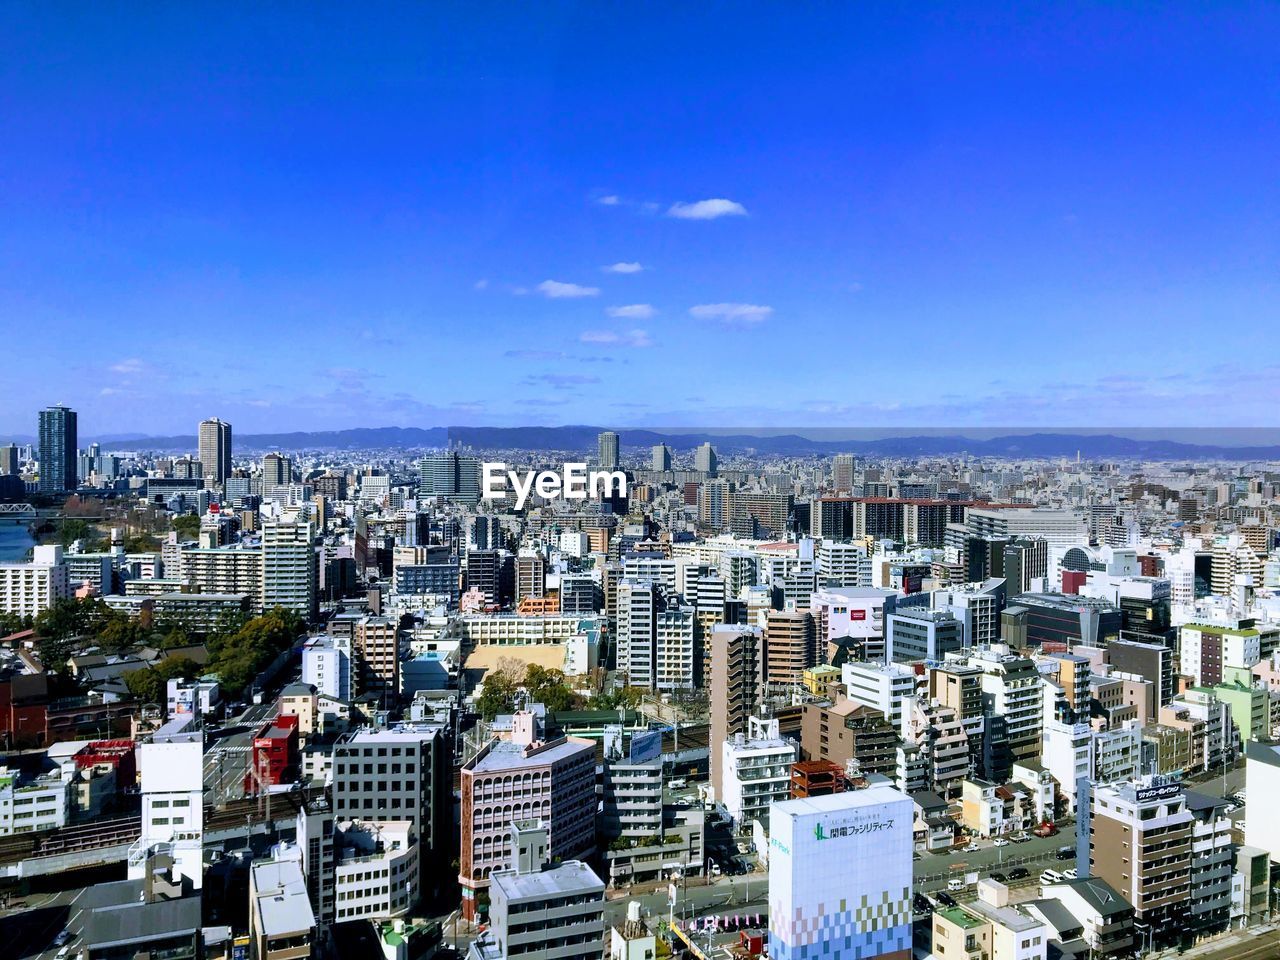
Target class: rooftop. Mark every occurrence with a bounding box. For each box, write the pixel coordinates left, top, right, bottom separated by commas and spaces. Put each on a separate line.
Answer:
491, 859, 604, 903
252, 859, 316, 936
937, 906, 985, 930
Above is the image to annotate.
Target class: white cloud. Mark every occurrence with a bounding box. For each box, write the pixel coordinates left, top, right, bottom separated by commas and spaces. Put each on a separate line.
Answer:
603, 261, 643, 274
667, 198, 747, 220
473, 279, 489, 291
689, 302, 773, 326
109, 358, 144, 375
606, 303, 656, 320
580, 329, 654, 348
537, 279, 601, 299
596, 195, 621, 206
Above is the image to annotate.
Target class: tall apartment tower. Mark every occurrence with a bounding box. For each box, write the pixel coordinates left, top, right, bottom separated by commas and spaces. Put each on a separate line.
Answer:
832, 454, 856, 492
37, 404, 77, 493
651, 443, 672, 472
597, 431, 620, 469
694, 441, 718, 477
261, 518, 316, 620
709, 624, 764, 800
198, 417, 233, 486
262, 452, 293, 491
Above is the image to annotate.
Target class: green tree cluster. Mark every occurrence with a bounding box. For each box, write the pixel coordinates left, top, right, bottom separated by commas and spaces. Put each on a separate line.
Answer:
475, 662, 584, 720
172, 514, 202, 540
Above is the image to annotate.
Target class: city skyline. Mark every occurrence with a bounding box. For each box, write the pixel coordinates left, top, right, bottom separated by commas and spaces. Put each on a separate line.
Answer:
3, 5, 1279, 433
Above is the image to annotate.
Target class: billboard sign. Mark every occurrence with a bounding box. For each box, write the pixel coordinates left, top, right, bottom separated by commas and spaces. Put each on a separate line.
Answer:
630, 729, 663, 765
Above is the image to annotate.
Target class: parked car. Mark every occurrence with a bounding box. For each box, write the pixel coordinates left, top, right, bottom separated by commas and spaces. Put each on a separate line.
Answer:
989, 871, 1008, 883
1010, 833, 1030, 843
1033, 821, 1059, 838
913, 893, 934, 914
1007, 867, 1030, 881
1055, 846, 1075, 861
1039, 870, 1063, 885
993, 838, 1009, 847
948, 878, 968, 892
936, 892, 959, 908
1062, 868, 1078, 880
963, 842, 980, 852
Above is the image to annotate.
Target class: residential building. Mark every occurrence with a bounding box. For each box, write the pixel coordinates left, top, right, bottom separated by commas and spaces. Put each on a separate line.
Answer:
720, 716, 797, 829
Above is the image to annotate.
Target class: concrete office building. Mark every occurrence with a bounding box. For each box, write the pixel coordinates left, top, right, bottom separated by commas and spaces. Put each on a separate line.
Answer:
130, 716, 205, 891
886, 610, 964, 663
768, 785, 913, 960
197, 418, 232, 487
470, 820, 606, 960
967, 508, 1088, 550
333, 819, 420, 923
331, 725, 451, 889
37, 404, 77, 493
651, 444, 672, 472
694, 442, 718, 476
0, 443, 18, 476
843, 661, 917, 728
459, 712, 596, 920
419, 452, 483, 506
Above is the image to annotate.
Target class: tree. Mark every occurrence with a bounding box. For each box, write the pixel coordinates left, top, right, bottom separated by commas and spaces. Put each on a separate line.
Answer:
172, 514, 202, 540
205, 607, 302, 696
125, 657, 200, 706
476, 671, 517, 721
523, 665, 581, 712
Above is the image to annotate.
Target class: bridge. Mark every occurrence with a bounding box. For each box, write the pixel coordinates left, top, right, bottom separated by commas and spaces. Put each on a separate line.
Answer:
0, 504, 35, 516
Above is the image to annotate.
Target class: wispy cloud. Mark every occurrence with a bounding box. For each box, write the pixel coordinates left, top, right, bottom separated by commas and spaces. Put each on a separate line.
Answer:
603, 261, 643, 274
537, 279, 601, 298
580, 329, 654, 348
689, 302, 773, 325
505, 349, 567, 361
473, 278, 489, 291
109, 358, 145, 375
606, 304, 656, 320
596, 194, 621, 206
524, 373, 601, 389
667, 198, 747, 220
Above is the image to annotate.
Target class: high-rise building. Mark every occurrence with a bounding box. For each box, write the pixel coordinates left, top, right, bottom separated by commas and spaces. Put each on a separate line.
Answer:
130, 716, 205, 890
262, 452, 293, 491
694, 441, 718, 476
650, 443, 672, 472
0, 544, 69, 618
763, 611, 816, 686
832, 454, 856, 492
198, 418, 233, 486
597, 430, 620, 469
351, 615, 400, 696
721, 716, 797, 828
615, 579, 695, 692
331, 724, 452, 890
708, 624, 763, 798
261, 519, 316, 620
38, 404, 77, 493
768, 785, 913, 960
0, 444, 18, 476
419, 451, 483, 505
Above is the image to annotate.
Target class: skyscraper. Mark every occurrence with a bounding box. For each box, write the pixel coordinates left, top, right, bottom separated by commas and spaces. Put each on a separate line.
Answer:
0, 444, 18, 476
198, 418, 233, 486
832, 454, 856, 491
597, 430, 620, 469
694, 441, 717, 476
37, 404, 77, 493
262, 452, 293, 491
418, 451, 482, 505
650, 443, 672, 472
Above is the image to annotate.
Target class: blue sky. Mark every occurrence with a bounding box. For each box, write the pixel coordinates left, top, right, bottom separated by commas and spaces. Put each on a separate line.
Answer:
2, 4, 1278, 436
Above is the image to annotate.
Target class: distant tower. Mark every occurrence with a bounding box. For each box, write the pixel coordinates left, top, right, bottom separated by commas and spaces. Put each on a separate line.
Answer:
262, 452, 293, 492
38, 404, 78, 493
694, 441, 718, 477
651, 443, 672, 472
832, 454, 856, 491
198, 418, 233, 486
597, 431, 620, 469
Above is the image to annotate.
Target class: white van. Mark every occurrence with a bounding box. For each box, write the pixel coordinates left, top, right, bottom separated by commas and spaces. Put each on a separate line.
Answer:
1039, 869, 1063, 885
669, 778, 687, 790
947, 878, 967, 892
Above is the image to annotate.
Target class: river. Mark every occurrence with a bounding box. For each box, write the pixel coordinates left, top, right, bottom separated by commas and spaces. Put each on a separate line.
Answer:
0, 522, 36, 562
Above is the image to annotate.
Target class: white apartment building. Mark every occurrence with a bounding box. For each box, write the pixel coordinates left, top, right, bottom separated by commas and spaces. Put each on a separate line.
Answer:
842, 661, 917, 727
0, 544, 69, 618
261, 519, 316, 619
721, 717, 796, 829
816, 540, 871, 587
130, 716, 205, 890
456, 613, 601, 646
0, 765, 72, 835
334, 819, 419, 923
302, 634, 353, 701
